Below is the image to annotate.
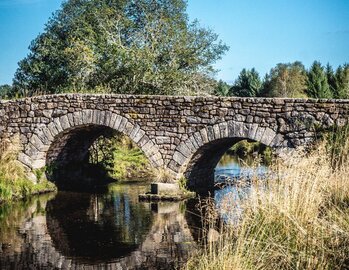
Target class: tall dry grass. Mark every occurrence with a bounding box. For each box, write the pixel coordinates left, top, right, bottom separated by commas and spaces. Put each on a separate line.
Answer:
186, 128, 349, 270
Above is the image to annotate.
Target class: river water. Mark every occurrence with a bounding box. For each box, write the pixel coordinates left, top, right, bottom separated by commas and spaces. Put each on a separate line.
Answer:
0, 154, 267, 270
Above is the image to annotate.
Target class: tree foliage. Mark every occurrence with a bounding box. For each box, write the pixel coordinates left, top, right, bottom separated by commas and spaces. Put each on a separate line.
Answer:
260, 62, 307, 98
306, 61, 332, 99
214, 79, 230, 96
229, 68, 262, 97
13, 0, 228, 96
326, 63, 337, 96
333, 64, 349, 99
0, 85, 15, 99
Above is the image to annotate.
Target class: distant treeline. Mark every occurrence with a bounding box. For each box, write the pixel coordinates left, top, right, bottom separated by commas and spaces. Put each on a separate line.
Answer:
1, 61, 348, 100
215, 61, 349, 99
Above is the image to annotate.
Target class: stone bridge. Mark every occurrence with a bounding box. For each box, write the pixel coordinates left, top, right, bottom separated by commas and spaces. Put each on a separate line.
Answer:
0, 94, 348, 190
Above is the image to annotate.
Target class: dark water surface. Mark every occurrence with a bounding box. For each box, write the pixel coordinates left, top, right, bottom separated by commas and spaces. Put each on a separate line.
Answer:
0, 155, 266, 270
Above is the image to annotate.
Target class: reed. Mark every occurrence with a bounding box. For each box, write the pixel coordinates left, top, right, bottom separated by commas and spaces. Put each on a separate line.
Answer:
186, 128, 349, 270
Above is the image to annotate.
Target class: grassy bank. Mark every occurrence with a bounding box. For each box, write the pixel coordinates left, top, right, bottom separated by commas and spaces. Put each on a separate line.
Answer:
229, 140, 273, 164
186, 127, 349, 270
0, 141, 56, 204
90, 134, 152, 181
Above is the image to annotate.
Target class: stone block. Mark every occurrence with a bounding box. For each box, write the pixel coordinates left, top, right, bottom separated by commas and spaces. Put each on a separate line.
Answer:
53, 118, 63, 133
248, 123, 259, 140
219, 122, 228, 138
59, 115, 70, 130
200, 128, 209, 143
72, 111, 83, 126
118, 117, 127, 132
151, 183, 179, 195
260, 127, 276, 146
193, 132, 204, 147
213, 125, 221, 140
254, 127, 266, 142
177, 143, 191, 158
173, 151, 186, 165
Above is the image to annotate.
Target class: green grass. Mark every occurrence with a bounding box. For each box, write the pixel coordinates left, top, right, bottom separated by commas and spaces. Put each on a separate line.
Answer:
90, 134, 151, 180
0, 140, 56, 203
229, 140, 273, 164
110, 146, 150, 180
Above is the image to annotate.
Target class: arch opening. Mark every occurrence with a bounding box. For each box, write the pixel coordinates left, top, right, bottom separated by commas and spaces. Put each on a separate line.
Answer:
45, 124, 152, 191
183, 138, 273, 192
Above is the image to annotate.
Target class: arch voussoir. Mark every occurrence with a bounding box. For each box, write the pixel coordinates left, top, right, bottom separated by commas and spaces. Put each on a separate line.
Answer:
59, 115, 71, 130
172, 120, 287, 188
24, 109, 162, 172
270, 133, 286, 147
248, 123, 259, 140
218, 122, 229, 138
199, 128, 209, 144
260, 127, 276, 146
253, 126, 266, 142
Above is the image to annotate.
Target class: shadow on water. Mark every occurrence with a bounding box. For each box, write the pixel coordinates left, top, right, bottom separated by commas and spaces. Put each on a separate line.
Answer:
48, 162, 116, 192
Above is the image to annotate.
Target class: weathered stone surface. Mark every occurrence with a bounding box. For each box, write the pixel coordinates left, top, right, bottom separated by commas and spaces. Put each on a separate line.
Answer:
0, 94, 347, 189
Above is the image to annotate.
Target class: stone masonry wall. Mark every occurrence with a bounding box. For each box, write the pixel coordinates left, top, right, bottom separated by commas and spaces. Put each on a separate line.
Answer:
0, 94, 348, 188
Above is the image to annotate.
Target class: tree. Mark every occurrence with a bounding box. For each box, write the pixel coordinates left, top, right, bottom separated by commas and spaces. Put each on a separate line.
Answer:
326, 63, 337, 97
306, 61, 332, 99
0, 84, 14, 99
229, 68, 262, 97
213, 80, 230, 96
260, 62, 307, 98
13, 0, 228, 96
333, 64, 349, 99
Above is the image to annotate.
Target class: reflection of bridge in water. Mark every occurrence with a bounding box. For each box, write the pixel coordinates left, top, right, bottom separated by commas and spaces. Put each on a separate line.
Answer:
0, 191, 196, 270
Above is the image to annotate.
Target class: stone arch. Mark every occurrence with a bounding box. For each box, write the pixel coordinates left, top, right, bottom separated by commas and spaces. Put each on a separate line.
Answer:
18, 109, 163, 171
170, 121, 288, 190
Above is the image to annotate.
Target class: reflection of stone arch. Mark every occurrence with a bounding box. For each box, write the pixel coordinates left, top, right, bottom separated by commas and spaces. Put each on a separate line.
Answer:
1, 199, 195, 269
170, 121, 287, 189
18, 110, 163, 171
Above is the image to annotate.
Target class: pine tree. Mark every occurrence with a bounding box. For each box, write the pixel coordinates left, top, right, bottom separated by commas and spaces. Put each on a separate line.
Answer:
333, 64, 349, 99
326, 63, 337, 98
229, 68, 262, 97
214, 80, 230, 96
306, 61, 332, 99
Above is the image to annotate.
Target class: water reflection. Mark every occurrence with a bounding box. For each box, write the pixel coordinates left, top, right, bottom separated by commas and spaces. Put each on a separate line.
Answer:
0, 155, 268, 269
214, 153, 268, 223
215, 154, 267, 183
0, 183, 196, 270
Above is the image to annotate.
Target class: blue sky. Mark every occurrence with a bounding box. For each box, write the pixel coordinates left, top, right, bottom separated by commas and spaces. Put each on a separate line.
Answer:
0, 0, 348, 85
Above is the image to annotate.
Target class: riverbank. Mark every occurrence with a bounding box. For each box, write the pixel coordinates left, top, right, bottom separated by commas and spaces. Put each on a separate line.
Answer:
186, 128, 349, 270
90, 134, 152, 181
0, 140, 57, 204
0, 180, 56, 204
